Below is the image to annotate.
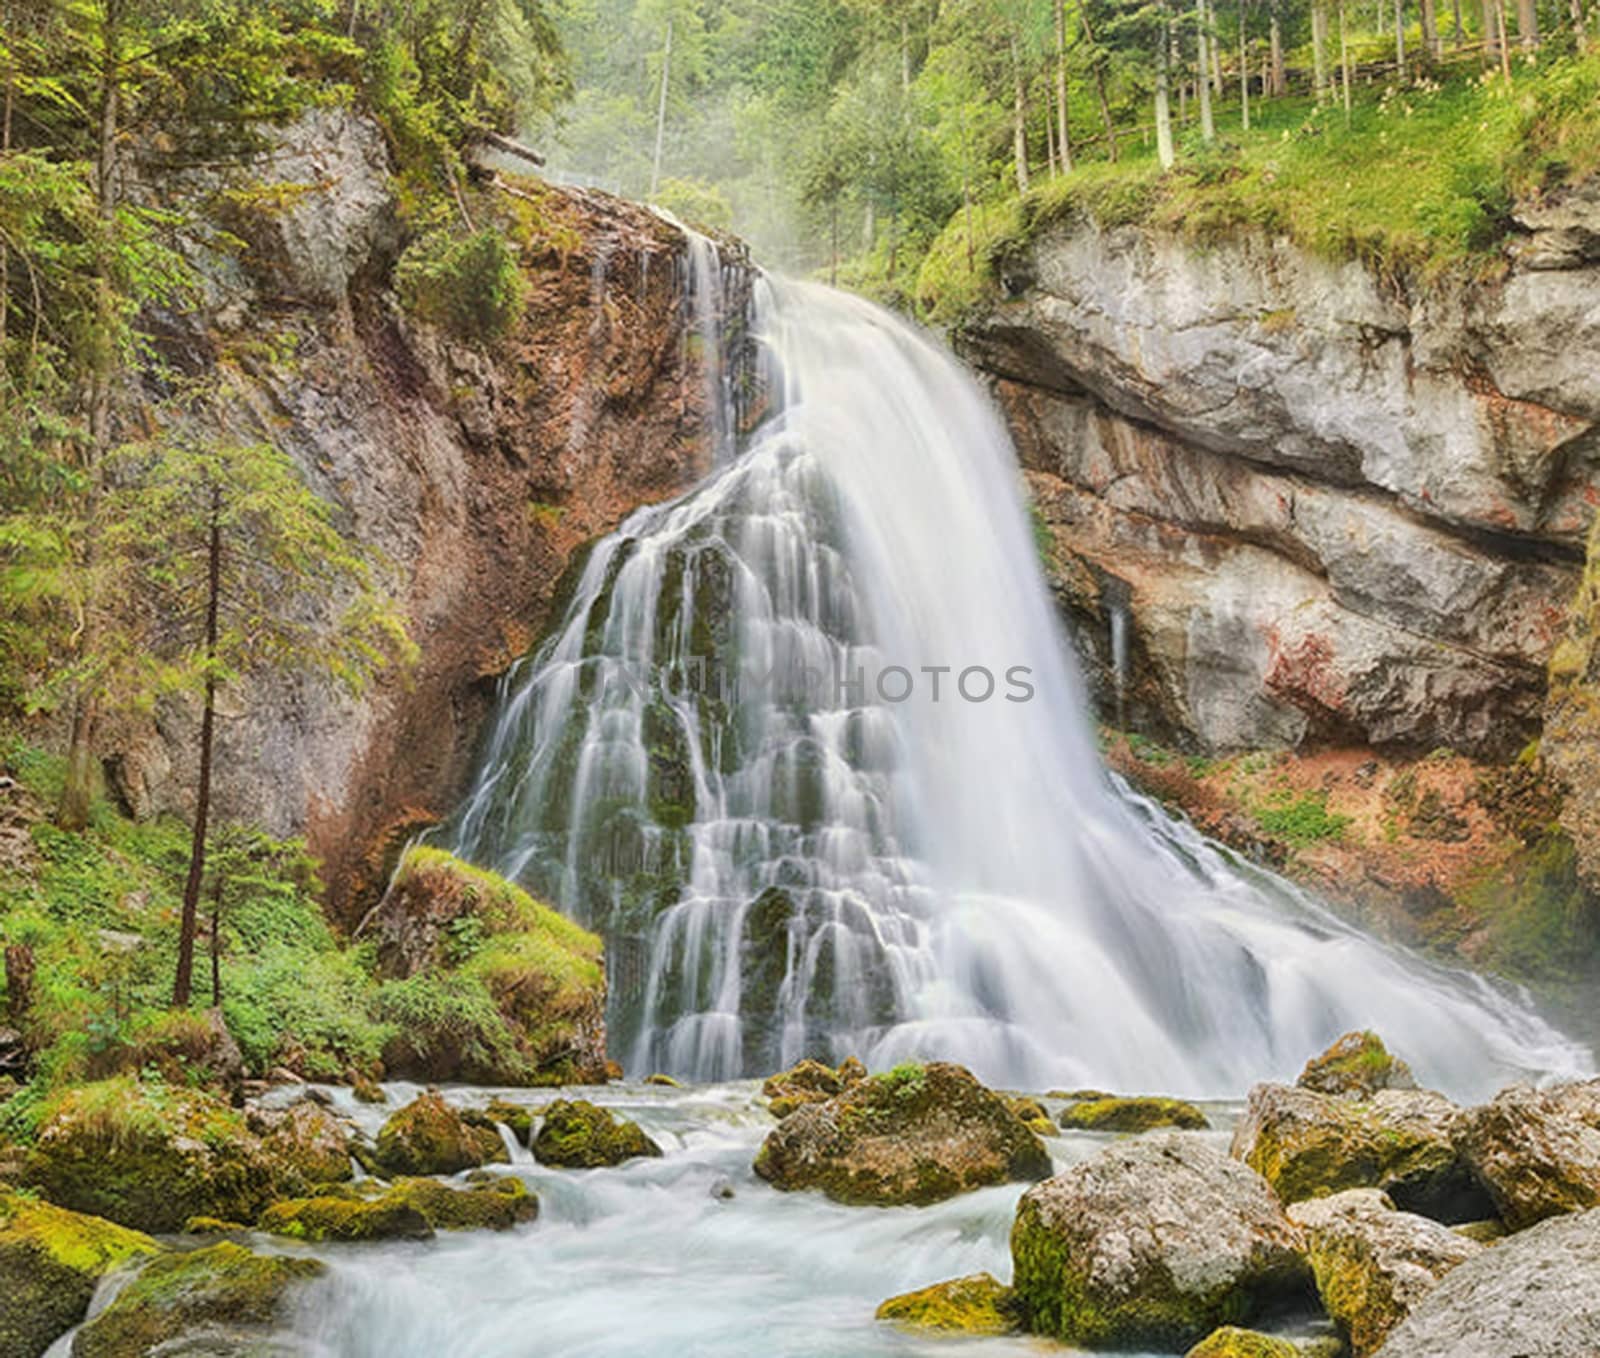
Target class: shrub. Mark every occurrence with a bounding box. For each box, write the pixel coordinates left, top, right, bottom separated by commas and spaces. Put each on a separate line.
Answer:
396, 227, 527, 343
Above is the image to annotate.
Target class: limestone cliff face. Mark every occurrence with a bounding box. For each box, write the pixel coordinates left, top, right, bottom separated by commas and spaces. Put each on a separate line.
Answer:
959, 195, 1600, 760
113, 108, 741, 919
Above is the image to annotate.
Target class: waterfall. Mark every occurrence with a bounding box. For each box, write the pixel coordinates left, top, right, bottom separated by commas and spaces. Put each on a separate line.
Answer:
445, 252, 1589, 1100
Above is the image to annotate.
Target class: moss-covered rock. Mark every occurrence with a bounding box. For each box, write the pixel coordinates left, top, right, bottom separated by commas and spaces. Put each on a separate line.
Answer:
875, 1273, 1018, 1336
644, 1073, 681, 1087
1288, 1189, 1481, 1356
1058, 1095, 1209, 1133
0, 1189, 158, 1358
762, 1059, 844, 1119
1184, 1327, 1303, 1358
753, 1061, 1052, 1207
89, 1009, 246, 1102
1297, 1032, 1416, 1099
371, 1091, 509, 1176
1230, 1084, 1486, 1220
254, 1099, 352, 1185
531, 1100, 662, 1168
71, 1241, 323, 1358
371, 848, 610, 1086
256, 1174, 534, 1241
24, 1078, 293, 1233
484, 1098, 534, 1147
1007, 1096, 1056, 1137
1461, 1080, 1600, 1229
1011, 1134, 1309, 1350
351, 1074, 386, 1104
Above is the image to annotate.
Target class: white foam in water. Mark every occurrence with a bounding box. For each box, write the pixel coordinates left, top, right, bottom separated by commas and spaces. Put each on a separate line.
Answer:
448, 253, 1590, 1102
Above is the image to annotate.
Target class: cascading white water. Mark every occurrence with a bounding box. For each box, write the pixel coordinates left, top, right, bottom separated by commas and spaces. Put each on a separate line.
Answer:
447, 253, 1589, 1100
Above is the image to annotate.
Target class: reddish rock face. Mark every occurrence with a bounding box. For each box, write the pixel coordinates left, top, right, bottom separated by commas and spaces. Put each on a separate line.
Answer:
106, 111, 749, 923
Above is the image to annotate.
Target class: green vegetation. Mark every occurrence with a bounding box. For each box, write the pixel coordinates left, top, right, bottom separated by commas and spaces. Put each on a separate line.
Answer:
1253, 788, 1350, 847
397, 227, 531, 341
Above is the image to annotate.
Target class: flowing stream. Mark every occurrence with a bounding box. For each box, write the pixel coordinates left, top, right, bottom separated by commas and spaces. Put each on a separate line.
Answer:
445, 255, 1587, 1100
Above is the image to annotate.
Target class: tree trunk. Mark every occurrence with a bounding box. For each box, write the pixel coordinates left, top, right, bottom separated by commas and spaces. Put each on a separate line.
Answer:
1496, 0, 1513, 73
1573, 0, 1588, 44
1045, 81, 1057, 173
1454, 0, 1465, 43
1197, 0, 1216, 138
1209, 0, 1224, 91
649, 14, 672, 200
1483, 0, 1500, 59
1421, 0, 1442, 56
210, 871, 222, 1005
59, 0, 125, 833
1270, 1, 1286, 94
1155, 10, 1175, 169
1011, 35, 1030, 192
1517, 0, 1538, 45
1341, 0, 1354, 113
173, 488, 222, 1009
1056, 0, 1073, 170
1395, 0, 1407, 79
1080, 4, 1119, 160
1239, 0, 1251, 131
1312, 2, 1330, 104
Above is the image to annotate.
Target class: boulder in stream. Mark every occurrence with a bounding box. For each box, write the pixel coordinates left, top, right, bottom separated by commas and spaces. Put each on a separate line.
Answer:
372, 1091, 509, 1176
0, 1188, 158, 1358
753, 1061, 1051, 1206
1460, 1079, 1600, 1228
1230, 1084, 1486, 1220
1288, 1188, 1481, 1356
257, 1175, 535, 1241
531, 1100, 662, 1168
1296, 1032, 1417, 1099
1184, 1328, 1304, 1358
70, 1241, 323, 1358
1057, 1094, 1209, 1132
875, 1273, 1018, 1336
1371, 1207, 1600, 1357
1010, 1134, 1310, 1349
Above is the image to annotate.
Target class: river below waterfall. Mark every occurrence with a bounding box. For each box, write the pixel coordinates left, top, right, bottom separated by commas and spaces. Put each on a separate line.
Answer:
214, 1081, 1331, 1358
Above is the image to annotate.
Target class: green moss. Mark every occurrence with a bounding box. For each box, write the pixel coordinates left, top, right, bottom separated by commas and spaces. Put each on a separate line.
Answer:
531, 1100, 662, 1168
1185, 1327, 1302, 1358
396, 226, 528, 343
1297, 1031, 1414, 1098
0, 1187, 159, 1358
385, 1175, 537, 1230
485, 1098, 534, 1146
876, 1273, 1019, 1335
257, 1191, 432, 1242
72, 1241, 324, 1358
1058, 1095, 1209, 1133
1254, 789, 1350, 848
372, 1091, 509, 1176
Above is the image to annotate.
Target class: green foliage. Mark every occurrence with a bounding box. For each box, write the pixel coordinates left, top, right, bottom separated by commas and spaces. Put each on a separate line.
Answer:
396, 227, 530, 342
1254, 789, 1350, 847
371, 971, 526, 1079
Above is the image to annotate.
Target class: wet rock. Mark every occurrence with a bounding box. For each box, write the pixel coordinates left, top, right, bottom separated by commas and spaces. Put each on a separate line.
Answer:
754, 1062, 1051, 1207
531, 1100, 662, 1169
1296, 1032, 1416, 1099
258, 1176, 535, 1241
1371, 1208, 1600, 1357
761, 1058, 844, 1119
372, 1092, 509, 1177
25, 1080, 292, 1233
71, 1241, 323, 1358
1006, 1095, 1056, 1136
1231, 1084, 1485, 1220
1057, 1094, 1209, 1132
1011, 1134, 1309, 1349
0, 1188, 158, 1358
1184, 1328, 1302, 1358
1460, 1079, 1600, 1228
252, 1099, 352, 1186
1288, 1189, 1481, 1356
484, 1098, 534, 1147
644, 1073, 681, 1087
875, 1273, 1018, 1336
350, 1074, 385, 1104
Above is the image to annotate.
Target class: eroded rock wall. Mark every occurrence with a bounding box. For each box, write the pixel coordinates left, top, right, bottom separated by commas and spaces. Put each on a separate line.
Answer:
960, 202, 1600, 759
113, 108, 738, 919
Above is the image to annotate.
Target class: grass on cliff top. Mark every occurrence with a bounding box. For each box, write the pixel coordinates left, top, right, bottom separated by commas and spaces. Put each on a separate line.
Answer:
917, 48, 1600, 324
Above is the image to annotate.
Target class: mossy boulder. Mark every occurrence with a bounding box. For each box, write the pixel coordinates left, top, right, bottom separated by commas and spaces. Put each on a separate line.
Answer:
1230, 1084, 1486, 1221
372, 1092, 509, 1176
762, 1058, 844, 1119
531, 1100, 662, 1168
753, 1061, 1052, 1207
1185, 1327, 1303, 1358
24, 1079, 292, 1233
875, 1273, 1018, 1336
1297, 1032, 1416, 1099
89, 1009, 246, 1102
1007, 1096, 1056, 1137
0, 1189, 158, 1358
644, 1073, 681, 1087
1011, 1134, 1310, 1350
1460, 1079, 1600, 1229
371, 848, 609, 1086
257, 1175, 534, 1241
484, 1098, 534, 1147
1288, 1189, 1481, 1356
253, 1099, 352, 1185
1058, 1094, 1209, 1133
71, 1241, 323, 1358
